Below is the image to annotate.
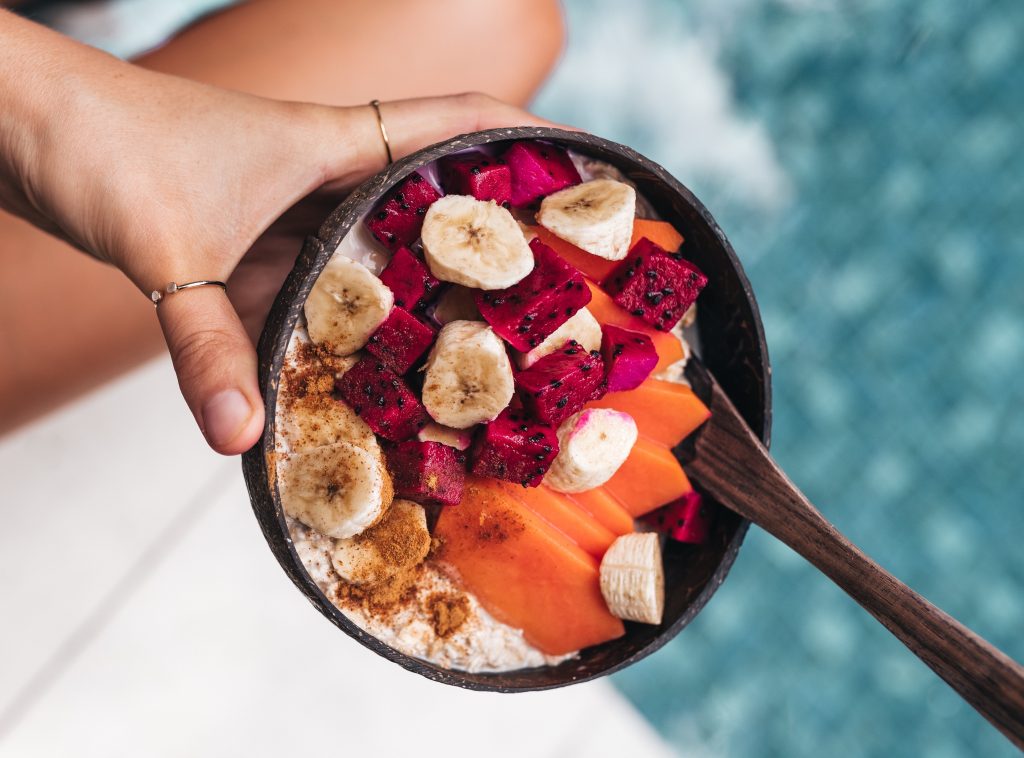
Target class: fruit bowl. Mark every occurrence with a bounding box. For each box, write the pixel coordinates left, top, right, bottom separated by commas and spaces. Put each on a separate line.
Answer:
241, 127, 771, 691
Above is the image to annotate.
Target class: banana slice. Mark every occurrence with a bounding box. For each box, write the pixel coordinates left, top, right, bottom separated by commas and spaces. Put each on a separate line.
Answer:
304, 255, 394, 355
421, 195, 534, 290
514, 307, 603, 369
651, 317, 693, 384
537, 179, 636, 261
600, 533, 664, 624
545, 408, 638, 493
278, 440, 393, 539
418, 422, 474, 451
421, 320, 515, 429
330, 499, 431, 586
280, 398, 377, 453
431, 284, 482, 325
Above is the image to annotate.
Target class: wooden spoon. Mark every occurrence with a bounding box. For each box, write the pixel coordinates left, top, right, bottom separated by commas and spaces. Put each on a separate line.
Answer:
685, 358, 1024, 749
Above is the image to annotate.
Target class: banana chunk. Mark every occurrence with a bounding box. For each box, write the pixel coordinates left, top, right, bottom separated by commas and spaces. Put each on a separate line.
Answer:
418, 422, 474, 451
279, 399, 377, 453
514, 307, 603, 369
545, 408, 638, 493
537, 179, 637, 261
278, 440, 393, 539
331, 499, 431, 586
431, 284, 482, 325
421, 320, 515, 429
600, 533, 664, 624
421, 195, 534, 290
304, 255, 394, 355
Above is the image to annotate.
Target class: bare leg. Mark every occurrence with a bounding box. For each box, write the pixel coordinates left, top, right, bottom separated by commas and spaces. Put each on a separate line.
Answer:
0, 0, 565, 433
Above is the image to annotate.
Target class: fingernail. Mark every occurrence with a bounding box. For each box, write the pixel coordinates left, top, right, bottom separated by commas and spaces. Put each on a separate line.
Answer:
202, 389, 252, 447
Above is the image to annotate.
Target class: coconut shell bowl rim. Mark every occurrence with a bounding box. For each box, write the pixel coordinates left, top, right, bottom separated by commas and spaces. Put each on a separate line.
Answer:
241, 126, 772, 692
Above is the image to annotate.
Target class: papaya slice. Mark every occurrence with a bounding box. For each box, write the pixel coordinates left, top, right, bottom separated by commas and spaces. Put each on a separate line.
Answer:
434, 476, 625, 655
588, 378, 710, 447
529, 220, 686, 284
530, 225, 618, 282
568, 488, 635, 536
586, 282, 683, 372
603, 439, 693, 517
631, 219, 684, 254
505, 482, 617, 557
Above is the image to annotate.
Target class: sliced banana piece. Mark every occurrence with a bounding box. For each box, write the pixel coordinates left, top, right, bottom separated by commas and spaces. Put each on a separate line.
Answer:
514, 306, 603, 369
278, 440, 393, 539
537, 179, 636, 261
421, 320, 515, 429
418, 422, 474, 451
651, 317, 694, 384
331, 499, 431, 586
421, 195, 534, 290
600, 532, 664, 624
304, 255, 394, 355
431, 284, 482, 325
279, 398, 377, 453
545, 408, 638, 493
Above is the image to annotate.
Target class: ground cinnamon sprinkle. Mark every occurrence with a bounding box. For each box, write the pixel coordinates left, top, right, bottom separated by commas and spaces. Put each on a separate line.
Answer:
332, 500, 432, 619
426, 592, 470, 638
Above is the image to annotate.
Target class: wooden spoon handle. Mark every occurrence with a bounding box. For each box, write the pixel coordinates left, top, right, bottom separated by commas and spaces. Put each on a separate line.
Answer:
688, 374, 1024, 749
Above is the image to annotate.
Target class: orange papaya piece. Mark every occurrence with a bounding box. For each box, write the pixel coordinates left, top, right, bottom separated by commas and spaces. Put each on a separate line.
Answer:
602, 439, 693, 517
503, 481, 617, 557
588, 378, 710, 447
568, 488, 635, 536
434, 476, 625, 655
630, 219, 684, 253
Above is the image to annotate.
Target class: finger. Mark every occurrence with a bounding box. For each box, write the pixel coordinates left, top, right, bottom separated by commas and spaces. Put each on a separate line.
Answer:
156, 286, 264, 455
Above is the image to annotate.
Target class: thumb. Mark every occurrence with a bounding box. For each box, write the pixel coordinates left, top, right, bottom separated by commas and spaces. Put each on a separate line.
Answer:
156, 286, 264, 455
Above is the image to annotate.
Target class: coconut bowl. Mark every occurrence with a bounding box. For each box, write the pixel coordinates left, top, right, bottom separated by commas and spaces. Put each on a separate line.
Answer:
241, 127, 771, 691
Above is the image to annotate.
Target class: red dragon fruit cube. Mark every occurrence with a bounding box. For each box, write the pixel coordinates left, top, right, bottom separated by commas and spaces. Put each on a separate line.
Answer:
469, 409, 559, 487
365, 173, 442, 252
643, 491, 712, 544
515, 340, 605, 425
385, 439, 464, 506
439, 151, 512, 205
378, 246, 441, 310
365, 306, 436, 374
335, 358, 428, 441
603, 237, 707, 332
503, 140, 581, 207
600, 324, 659, 392
475, 238, 591, 352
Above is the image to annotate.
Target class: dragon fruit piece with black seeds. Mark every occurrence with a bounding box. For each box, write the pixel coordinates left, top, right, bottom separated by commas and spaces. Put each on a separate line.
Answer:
600, 324, 659, 392
385, 439, 465, 506
643, 491, 712, 544
365, 306, 436, 374
378, 246, 441, 310
335, 358, 428, 441
439, 151, 512, 205
475, 238, 591, 352
504, 140, 581, 207
365, 173, 442, 252
602, 237, 708, 332
469, 409, 559, 487
515, 340, 606, 426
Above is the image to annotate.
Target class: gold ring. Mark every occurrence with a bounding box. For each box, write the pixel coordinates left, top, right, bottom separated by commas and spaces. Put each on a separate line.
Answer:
150, 280, 227, 306
369, 99, 393, 165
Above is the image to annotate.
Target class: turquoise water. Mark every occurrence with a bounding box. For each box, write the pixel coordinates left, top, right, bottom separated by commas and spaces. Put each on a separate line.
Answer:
536, 1, 1024, 755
